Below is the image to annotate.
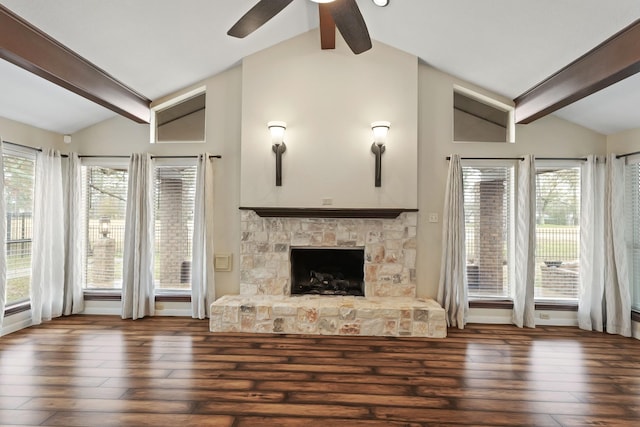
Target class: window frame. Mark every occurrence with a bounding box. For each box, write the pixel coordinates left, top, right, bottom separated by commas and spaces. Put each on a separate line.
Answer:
152, 157, 197, 295
80, 157, 129, 293
533, 160, 582, 302
624, 155, 640, 312
3, 145, 36, 309
462, 159, 517, 301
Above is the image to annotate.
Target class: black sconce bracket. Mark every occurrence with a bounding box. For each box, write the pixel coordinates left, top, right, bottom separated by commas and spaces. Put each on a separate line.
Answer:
272, 142, 287, 186
371, 143, 385, 187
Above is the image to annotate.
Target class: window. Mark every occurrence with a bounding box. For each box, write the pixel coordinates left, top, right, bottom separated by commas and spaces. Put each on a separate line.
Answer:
453, 86, 515, 143
150, 86, 206, 144
463, 163, 515, 298
534, 164, 580, 300
626, 161, 640, 311
82, 163, 128, 289
3, 147, 35, 306
154, 162, 197, 291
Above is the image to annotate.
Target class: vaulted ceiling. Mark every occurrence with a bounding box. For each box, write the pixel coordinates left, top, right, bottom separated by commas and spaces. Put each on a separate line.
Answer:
1, 0, 640, 135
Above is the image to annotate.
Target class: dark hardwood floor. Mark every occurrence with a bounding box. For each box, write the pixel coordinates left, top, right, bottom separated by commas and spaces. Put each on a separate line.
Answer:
1, 316, 639, 426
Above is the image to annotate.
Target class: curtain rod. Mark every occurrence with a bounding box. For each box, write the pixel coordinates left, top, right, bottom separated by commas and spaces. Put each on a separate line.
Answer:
445, 156, 587, 161
78, 154, 222, 159
446, 156, 523, 161
617, 150, 640, 159
2, 139, 69, 158
2, 140, 222, 160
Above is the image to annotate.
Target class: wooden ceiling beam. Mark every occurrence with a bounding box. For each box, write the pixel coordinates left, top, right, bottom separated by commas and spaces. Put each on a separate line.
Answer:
319, 3, 336, 50
0, 5, 150, 124
514, 18, 640, 124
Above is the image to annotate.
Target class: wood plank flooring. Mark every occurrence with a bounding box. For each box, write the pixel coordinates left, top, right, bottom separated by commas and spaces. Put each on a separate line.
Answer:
1, 316, 639, 426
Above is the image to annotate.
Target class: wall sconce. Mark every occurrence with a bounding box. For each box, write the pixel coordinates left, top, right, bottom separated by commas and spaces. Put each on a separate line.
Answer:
268, 121, 287, 186
371, 121, 390, 187
99, 216, 111, 238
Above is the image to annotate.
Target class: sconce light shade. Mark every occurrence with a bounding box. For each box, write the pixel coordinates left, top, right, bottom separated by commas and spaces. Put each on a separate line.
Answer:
268, 121, 287, 186
371, 121, 390, 146
371, 121, 390, 187
268, 121, 287, 145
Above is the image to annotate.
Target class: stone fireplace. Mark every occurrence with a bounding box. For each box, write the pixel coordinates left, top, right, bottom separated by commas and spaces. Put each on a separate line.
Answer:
210, 209, 446, 338
237, 210, 419, 297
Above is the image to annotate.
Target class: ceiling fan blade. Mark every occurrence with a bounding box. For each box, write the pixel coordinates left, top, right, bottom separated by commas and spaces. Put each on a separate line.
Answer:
318, 3, 336, 50
227, 0, 295, 38
327, 0, 372, 54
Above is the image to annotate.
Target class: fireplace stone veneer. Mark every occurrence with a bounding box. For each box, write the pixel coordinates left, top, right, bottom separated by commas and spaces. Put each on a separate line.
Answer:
210, 210, 447, 337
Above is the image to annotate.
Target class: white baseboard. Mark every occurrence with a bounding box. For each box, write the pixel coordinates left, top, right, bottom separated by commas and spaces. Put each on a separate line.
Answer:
468, 307, 579, 327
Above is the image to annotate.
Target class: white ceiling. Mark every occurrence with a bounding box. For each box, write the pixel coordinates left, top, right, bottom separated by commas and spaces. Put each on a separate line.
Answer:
1, 0, 640, 135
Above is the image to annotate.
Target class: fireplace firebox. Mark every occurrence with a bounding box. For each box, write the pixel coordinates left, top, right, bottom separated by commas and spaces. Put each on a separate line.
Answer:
290, 247, 365, 296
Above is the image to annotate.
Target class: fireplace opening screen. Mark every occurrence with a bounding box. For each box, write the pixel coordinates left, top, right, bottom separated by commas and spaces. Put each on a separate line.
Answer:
290, 247, 365, 296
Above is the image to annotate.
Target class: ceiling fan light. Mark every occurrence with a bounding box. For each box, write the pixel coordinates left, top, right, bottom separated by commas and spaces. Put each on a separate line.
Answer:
310, 0, 336, 3
372, 0, 389, 6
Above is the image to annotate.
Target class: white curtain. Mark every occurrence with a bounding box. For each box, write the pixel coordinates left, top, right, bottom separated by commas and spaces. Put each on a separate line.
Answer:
121, 153, 155, 320
437, 154, 467, 328
0, 141, 6, 329
31, 149, 65, 325
604, 153, 632, 336
62, 153, 84, 315
578, 155, 606, 331
191, 153, 216, 319
513, 155, 536, 328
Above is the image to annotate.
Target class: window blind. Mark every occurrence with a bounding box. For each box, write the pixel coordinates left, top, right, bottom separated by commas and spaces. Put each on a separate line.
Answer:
626, 162, 640, 311
534, 166, 580, 300
463, 165, 513, 298
82, 165, 128, 289
3, 149, 35, 305
154, 165, 197, 290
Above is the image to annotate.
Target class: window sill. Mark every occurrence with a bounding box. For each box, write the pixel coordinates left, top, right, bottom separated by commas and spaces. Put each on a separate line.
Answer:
469, 299, 513, 309
469, 299, 578, 311
83, 290, 191, 303
156, 293, 191, 303
84, 290, 122, 301
632, 310, 640, 323
3, 301, 31, 317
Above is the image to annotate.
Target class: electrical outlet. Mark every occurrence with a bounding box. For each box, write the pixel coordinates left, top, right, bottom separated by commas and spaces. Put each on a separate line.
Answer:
539, 313, 550, 320
322, 198, 333, 206
428, 213, 439, 223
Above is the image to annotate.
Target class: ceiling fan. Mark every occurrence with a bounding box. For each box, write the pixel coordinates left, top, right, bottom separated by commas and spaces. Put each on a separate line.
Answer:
227, 0, 372, 54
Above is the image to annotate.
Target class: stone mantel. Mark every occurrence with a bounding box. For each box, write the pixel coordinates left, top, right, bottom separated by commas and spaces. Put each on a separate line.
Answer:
239, 207, 418, 219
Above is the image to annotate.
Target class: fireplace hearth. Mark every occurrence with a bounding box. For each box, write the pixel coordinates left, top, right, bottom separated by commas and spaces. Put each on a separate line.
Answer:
290, 247, 364, 296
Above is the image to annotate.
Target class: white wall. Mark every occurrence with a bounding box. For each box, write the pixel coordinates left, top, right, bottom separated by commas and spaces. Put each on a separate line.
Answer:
240, 30, 418, 209
3, 31, 612, 328
69, 34, 608, 303
0, 116, 64, 150
416, 65, 606, 299
607, 128, 640, 155
72, 67, 243, 298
